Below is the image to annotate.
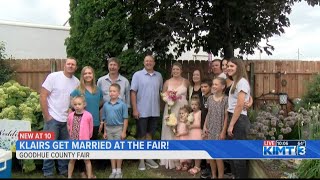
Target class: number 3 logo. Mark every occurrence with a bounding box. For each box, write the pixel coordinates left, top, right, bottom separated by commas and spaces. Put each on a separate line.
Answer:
297, 146, 306, 156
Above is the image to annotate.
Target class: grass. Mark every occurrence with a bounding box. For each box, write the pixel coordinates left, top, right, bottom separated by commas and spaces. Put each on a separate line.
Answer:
12, 160, 199, 178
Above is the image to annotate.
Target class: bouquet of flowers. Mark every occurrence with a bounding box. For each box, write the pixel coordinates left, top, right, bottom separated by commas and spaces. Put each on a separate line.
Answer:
165, 113, 177, 126
165, 113, 178, 134
186, 112, 194, 126
161, 90, 182, 134
161, 90, 182, 114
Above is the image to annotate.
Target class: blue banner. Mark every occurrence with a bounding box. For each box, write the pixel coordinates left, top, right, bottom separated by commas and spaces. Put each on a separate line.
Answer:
15, 140, 320, 159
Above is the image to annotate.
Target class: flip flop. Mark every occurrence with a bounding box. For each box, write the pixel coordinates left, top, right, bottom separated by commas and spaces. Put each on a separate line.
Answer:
188, 166, 201, 175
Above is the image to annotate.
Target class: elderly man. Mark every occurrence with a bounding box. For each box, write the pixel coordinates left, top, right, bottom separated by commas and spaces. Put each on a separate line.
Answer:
97, 57, 130, 107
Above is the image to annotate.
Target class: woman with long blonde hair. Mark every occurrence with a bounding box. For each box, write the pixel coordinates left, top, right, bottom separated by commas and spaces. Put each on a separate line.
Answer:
70, 66, 103, 178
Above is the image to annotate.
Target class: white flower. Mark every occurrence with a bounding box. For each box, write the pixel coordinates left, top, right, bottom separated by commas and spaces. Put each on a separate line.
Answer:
160, 93, 168, 102
167, 100, 174, 106
314, 114, 318, 120
187, 113, 194, 124
166, 113, 177, 126
162, 96, 168, 102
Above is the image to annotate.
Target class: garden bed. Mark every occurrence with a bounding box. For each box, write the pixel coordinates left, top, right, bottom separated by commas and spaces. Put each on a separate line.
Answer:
249, 159, 297, 178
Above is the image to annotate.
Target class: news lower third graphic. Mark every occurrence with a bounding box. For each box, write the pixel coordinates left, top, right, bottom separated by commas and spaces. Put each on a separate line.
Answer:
15, 132, 320, 160
263, 140, 306, 156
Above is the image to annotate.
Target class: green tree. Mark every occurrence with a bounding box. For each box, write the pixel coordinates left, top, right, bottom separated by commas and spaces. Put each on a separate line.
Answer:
66, 0, 129, 77
0, 41, 5, 60
0, 41, 14, 84
152, 0, 320, 58
66, 0, 174, 78
67, 0, 320, 76
126, 0, 174, 59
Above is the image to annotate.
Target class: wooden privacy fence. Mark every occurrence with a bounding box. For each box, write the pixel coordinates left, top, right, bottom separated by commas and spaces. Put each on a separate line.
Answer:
157, 59, 210, 80
164, 60, 320, 102
6, 59, 212, 93
5, 59, 320, 108
252, 60, 320, 110
6, 59, 66, 93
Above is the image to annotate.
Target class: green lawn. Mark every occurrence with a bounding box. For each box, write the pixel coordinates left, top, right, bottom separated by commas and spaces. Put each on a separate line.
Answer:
12, 160, 199, 178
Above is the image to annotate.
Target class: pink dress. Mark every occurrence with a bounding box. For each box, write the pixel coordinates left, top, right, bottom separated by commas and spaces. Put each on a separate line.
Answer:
188, 110, 202, 140
176, 121, 189, 140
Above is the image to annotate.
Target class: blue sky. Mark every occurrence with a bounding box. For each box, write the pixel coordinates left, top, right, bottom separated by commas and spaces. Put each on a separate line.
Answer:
0, 0, 319, 60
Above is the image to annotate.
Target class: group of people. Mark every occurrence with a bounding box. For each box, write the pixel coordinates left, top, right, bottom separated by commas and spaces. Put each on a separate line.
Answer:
157, 58, 252, 179
39, 54, 252, 179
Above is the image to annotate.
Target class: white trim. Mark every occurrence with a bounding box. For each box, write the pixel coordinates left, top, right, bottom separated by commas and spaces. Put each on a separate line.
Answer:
16, 150, 212, 159
0, 19, 70, 31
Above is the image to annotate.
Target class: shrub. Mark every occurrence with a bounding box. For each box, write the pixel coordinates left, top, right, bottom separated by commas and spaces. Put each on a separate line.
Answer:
296, 104, 320, 140
248, 101, 320, 141
248, 102, 308, 140
297, 160, 320, 178
0, 80, 43, 173
296, 104, 320, 178
302, 74, 320, 106
0, 80, 43, 130
248, 108, 258, 123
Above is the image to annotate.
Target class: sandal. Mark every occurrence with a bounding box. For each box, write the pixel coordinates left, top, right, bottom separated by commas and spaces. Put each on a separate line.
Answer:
176, 165, 182, 171
188, 166, 201, 175
181, 164, 189, 171
80, 172, 87, 178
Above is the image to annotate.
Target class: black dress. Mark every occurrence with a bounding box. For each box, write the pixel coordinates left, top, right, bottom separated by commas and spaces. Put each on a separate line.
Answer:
192, 87, 202, 99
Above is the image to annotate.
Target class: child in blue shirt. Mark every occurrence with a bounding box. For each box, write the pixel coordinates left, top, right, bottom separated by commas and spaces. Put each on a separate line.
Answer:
102, 83, 128, 178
